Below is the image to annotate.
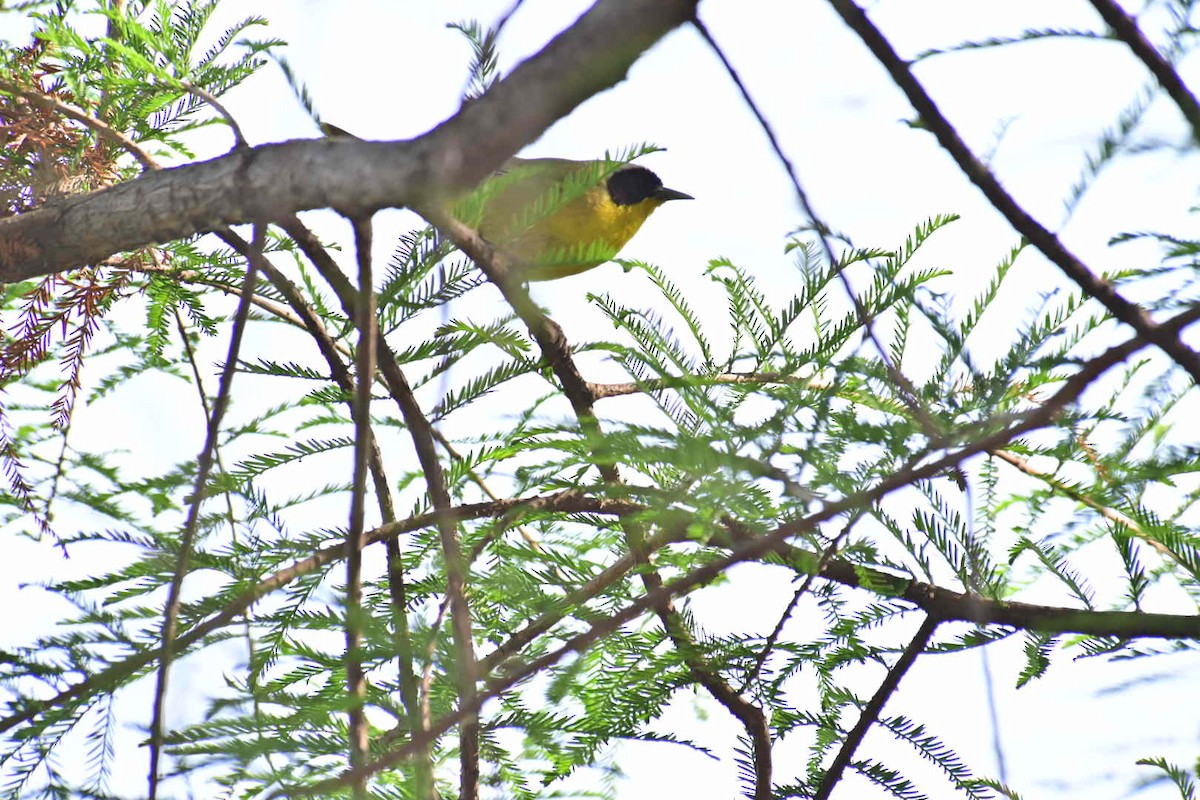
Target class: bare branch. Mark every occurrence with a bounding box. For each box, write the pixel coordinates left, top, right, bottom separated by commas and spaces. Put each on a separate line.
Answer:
1085, 0, 1200, 143
344, 217, 375, 797
182, 81, 248, 149
815, 615, 940, 800
590, 370, 816, 400
827, 0, 1200, 383
148, 226, 262, 799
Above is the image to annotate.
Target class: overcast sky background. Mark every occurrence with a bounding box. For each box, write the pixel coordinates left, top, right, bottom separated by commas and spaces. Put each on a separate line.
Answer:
3, 1, 1200, 798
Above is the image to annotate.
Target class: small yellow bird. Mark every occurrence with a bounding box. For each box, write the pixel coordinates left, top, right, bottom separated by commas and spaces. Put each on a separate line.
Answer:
320, 123, 691, 281
460, 157, 692, 281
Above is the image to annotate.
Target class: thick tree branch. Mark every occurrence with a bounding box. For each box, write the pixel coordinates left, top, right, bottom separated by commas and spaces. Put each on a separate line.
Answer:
0, 0, 698, 283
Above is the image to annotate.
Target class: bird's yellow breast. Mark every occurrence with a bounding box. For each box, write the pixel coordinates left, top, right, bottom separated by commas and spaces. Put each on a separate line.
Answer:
497, 191, 665, 280
465, 159, 669, 281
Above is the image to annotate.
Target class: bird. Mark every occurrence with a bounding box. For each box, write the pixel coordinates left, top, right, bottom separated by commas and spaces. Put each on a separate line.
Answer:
459, 157, 692, 281
320, 124, 691, 281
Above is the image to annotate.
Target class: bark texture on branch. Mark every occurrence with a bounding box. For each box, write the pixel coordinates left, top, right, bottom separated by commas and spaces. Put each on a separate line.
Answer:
0, 0, 699, 283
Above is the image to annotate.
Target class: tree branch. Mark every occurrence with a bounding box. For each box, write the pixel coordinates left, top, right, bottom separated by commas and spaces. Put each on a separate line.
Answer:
0, 0, 698, 282
343, 217, 375, 798
827, 0, 1200, 384
1085, 0, 1200, 143
9, 413, 1200, 757
148, 226, 261, 799
814, 615, 940, 800
422, 215, 771, 800
218, 228, 437, 796
285, 425, 1200, 798
279, 214, 480, 799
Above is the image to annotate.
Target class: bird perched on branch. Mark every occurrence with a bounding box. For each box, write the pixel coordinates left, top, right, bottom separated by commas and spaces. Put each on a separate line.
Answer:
322, 124, 691, 281
459, 156, 692, 280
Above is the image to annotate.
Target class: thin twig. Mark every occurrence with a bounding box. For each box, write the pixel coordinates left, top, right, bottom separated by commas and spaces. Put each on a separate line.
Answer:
992, 448, 1179, 562
419, 593, 451, 747
691, 14, 944, 444
344, 217, 375, 798
590, 371, 815, 400
980, 646, 1007, 784
492, 0, 527, 37
827, 0, 1200, 384
171, 304, 240, 538
182, 81, 247, 148
741, 511, 865, 691
279, 214, 481, 800
172, 292, 280, 787
814, 614, 940, 800
147, 225, 262, 799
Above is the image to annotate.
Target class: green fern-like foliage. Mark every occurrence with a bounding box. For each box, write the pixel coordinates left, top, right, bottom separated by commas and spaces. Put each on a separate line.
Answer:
2, 4, 1200, 800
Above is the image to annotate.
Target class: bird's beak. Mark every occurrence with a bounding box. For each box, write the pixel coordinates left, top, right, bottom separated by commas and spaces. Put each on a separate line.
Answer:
655, 187, 693, 202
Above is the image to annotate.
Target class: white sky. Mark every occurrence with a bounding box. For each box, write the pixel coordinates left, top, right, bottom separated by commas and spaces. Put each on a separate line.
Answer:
3, 1, 1200, 798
